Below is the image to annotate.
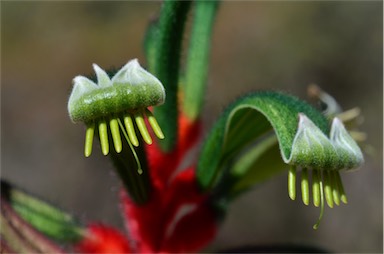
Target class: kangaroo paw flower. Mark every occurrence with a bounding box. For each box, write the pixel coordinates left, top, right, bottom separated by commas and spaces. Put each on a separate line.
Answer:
286, 114, 363, 228
68, 59, 165, 157
197, 91, 364, 229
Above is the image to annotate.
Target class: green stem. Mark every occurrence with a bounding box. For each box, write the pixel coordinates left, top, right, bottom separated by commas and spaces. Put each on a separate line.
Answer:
107, 119, 150, 204
151, 0, 192, 152
182, 0, 219, 120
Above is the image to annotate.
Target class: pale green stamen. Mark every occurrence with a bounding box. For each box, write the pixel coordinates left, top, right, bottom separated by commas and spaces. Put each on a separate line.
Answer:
301, 168, 310, 206
117, 119, 143, 175
146, 108, 164, 140
135, 111, 152, 145
335, 172, 348, 204
331, 171, 341, 206
288, 166, 296, 200
124, 115, 139, 147
98, 120, 109, 155
324, 170, 334, 208
313, 170, 325, 230
110, 118, 122, 153
82, 110, 165, 156
312, 169, 321, 207
288, 167, 349, 229
84, 123, 95, 157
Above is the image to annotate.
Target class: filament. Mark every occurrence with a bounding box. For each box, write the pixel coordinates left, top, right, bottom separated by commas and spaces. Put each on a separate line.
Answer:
313, 170, 325, 230
118, 119, 143, 175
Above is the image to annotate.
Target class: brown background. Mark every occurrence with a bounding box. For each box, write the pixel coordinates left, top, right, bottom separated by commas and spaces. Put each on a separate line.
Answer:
2, 1, 382, 252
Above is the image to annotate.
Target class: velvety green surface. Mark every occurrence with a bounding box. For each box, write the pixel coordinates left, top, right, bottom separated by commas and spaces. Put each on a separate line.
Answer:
197, 91, 329, 191
69, 83, 164, 123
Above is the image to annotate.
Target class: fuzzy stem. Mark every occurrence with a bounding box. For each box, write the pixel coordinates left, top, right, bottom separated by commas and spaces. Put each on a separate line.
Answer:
182, 0, 219, 121
151, 0, 192, 152
106, 119, 150, 204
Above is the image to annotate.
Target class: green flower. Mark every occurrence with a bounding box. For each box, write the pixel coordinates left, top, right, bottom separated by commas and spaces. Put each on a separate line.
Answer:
196, 91, 364, 229
68, 59, 165, 157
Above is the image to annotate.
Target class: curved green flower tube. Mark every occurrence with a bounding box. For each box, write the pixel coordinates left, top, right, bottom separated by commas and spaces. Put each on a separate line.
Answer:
197, 91, 364, 228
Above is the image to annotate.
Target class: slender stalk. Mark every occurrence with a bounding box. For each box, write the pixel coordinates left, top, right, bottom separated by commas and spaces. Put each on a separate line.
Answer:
313, 171, 325, 230
150, 0, 192, 152
182, 0, 219, 120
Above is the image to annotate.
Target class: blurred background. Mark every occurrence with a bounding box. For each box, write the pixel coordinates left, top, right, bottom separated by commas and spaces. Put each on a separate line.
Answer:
2, 1, 382, 253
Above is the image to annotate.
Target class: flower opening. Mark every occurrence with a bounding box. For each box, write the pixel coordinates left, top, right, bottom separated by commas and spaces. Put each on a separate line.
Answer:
286, 113, 364, 229
68, 59, 165, 157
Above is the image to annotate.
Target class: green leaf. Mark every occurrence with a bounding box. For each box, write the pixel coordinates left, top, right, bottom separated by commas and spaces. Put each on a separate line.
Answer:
1, 180, 83, 243
197, 91, 329, 193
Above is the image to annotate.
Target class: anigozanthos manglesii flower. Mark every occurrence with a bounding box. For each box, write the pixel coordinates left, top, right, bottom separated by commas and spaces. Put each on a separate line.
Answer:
285, 113, 364, 229
68, 59, 165, 157
196, 91, 364, 229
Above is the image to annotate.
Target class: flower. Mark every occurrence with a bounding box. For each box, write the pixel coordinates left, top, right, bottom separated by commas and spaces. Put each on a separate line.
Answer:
286, 113, 364, 228
67, 59, 165, 157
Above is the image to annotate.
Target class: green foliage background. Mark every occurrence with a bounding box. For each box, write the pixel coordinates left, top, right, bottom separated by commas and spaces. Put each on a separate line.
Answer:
2, 1, 382, 252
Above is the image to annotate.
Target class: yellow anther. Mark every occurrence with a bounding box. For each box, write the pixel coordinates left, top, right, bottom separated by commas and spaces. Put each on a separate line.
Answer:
98, 120, 109, 155
110, 118, 122, 153
301, 168, 310, 206
124, 115, 139, 147
288, 166, 296, 200
146, 109, 164, 140
84, 123, 95, 157
135, 111, 152, 145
